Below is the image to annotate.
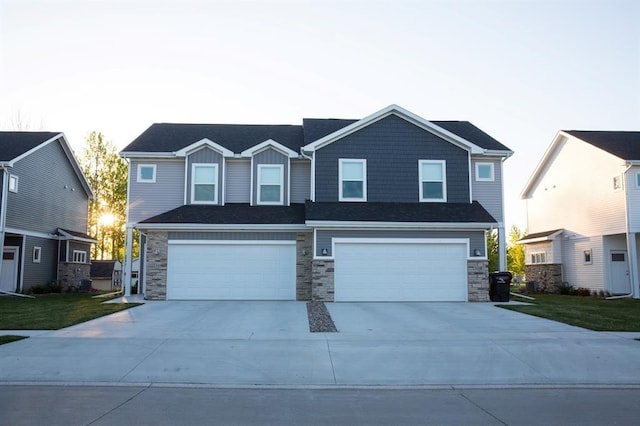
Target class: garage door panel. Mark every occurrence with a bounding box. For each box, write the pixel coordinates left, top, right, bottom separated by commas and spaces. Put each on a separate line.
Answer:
334, 241, 468, 302
167, 243, 296, 300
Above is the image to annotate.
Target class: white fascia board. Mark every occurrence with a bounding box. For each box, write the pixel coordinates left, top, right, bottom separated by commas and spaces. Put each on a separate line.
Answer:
521, 131, 567, 199
240, 139, 298, 158
120, 152, 176, 159
518, 230, 564, 244
135, 223, 310, 231
169, 240, 296, 245
481, 149, 514, 158
305, 220, 495, 230
301, 104, 484, 154
57, 228, 98, 243
4, 227, 58, 240
174, 138, 235, 157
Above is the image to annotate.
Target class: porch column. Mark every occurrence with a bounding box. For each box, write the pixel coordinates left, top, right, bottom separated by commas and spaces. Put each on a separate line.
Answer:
627, 232, 639, 299
123, 226, 134, 297
498, 226, 507, 271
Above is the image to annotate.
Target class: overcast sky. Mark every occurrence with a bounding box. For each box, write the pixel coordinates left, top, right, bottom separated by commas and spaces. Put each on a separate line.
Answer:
1, 0, 638, 229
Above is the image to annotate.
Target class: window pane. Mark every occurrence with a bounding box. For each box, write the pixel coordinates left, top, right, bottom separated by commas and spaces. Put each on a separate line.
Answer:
422, 163, 443, 181
423, 182, 443, 199
140, 167, 154, 180
636, 173, 640, 187
260, 185, 280, 202
478, 164, 492, 179
260, 167, 281, 185
342, 181, 363, 198
194, 166, 216, 183
342, 162, 363, 180
194, 184, 215, 201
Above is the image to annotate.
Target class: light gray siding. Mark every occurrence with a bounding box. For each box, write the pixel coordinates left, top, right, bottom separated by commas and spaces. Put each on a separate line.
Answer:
22, 235, 58, 290
128, 159, 185, 223
5, 139, 89, 234
225, 160, 251, 203
315, 229, 485, 257
252, 148, 289, 205
290, 160, 311, 203
471, 158, 503, 222
186, 147, 224, 205
169, 231, 296, 240
314, 114, 470, 203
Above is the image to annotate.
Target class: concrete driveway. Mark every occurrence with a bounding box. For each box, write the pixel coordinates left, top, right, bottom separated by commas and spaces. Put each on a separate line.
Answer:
1, 299, 640, 386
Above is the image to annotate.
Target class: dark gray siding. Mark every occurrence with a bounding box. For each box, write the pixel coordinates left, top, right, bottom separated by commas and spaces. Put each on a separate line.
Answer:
187, 147, 223, 204
5, 139, 89, 234
314, 114, 470, 203
290, 160, 311, 203
128, 159, 185, 223
22, 235, 58, 291
169, 231, 296, 240
225, 160, 250, 203
315, 229, 485, 257
471, 158, 503, 222
252, 148, 289, 205
3, 235, 23, 292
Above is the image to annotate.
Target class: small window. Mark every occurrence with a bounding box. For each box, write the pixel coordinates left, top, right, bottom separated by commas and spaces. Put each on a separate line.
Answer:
530, 252, 546, 264
72, 250, 87, 263
419, 160, 446, 202
8, 175, 18, 193
191, 164, 218, 204
33, 246, 41, 263
611, 252, 626, 262
339, 159, 366, 201
137, 164, 156, 183
636, 172, 640, 188
583, 249, 592, 264
258, 164, 284, 205
613, 175, 622, 191
475, 163, 494, 181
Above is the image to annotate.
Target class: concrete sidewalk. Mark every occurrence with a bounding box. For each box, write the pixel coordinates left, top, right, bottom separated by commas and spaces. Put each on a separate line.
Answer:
1, 300, 640, 386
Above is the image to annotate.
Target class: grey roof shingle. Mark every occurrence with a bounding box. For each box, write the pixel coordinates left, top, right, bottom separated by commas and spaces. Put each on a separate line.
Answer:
90, 260, 118, 279
0, 131, 61, 162
565, 131, 640, 160
140, 204, 306, 225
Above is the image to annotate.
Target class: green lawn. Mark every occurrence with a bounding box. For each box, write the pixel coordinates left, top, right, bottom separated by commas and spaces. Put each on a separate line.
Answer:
499, 294, 640, 331
0, 293, 141, 330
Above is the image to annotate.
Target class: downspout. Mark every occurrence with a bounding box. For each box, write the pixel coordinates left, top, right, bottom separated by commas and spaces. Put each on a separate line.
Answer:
0, 166, 8, 282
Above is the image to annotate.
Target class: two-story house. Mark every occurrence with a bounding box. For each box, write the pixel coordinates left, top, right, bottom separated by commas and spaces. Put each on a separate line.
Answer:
120, 105, 512, 302
520, 130, 640, 298
0, 132, 95, 293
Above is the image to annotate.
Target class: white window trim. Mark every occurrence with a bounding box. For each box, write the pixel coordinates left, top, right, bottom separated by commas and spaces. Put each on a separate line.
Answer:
137, 164, 156, 183
530, 251, 547, 265
8, 174, 18, 193
635, 172, 640, 189
257, 164, 284, 205
339, 159, 367, 202
583, 249, 592, 265
33, 246, 41, 263
613, 174, 623, 191
72, 250, 87, 264
475, 162, 495, 182
419, 160, 447, 202
191, 163, 219, 205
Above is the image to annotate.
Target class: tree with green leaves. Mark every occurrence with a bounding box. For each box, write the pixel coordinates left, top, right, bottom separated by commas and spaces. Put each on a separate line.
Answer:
507, 225, 526, 278
78, 132, 128, 261
486, 229, 499, 272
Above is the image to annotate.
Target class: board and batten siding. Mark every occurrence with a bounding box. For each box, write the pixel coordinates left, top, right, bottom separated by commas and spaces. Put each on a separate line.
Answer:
471, 158, 503, 223
128, 159, 185, 223
186, 147, 224, 205
315, 229, 484, 257
225, 160, 250, 203
252, 148, 289, 205
525, 136, 627, 237
314, 114, 470, 203
290, 160, 311, 203
5, 138, 89, 234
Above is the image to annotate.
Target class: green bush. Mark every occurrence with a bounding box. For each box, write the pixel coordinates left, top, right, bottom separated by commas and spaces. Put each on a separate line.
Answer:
28, 282, 63, 295
557, 282, 575, 295
576, 287, 592, 297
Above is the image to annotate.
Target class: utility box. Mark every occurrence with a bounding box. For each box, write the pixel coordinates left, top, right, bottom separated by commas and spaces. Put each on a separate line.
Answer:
489, 272, 512, 302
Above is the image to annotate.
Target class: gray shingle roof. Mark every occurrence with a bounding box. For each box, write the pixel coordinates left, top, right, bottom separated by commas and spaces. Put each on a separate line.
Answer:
140, 204, 306, 225
565, 131, 640, 160
0, 131, 61, 162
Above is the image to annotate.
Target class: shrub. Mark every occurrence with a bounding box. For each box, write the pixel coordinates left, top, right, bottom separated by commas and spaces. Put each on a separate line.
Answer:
576, 287, 592, 297
557, 282, 574, 295
28, 282, 63, 294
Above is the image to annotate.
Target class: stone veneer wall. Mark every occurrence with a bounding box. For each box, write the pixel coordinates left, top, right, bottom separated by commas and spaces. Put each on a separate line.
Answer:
145, 231, 168, 300
525, 263, 563, 293
58, 262, 91, 289
312, 259, 335, 301
467, 259, 489, 302
296, 232, 313, 300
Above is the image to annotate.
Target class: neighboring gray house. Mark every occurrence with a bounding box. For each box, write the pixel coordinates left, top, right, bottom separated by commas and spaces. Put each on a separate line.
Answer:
0, 132, 95, 293
120, 105, 512, 302
520, 130, 640, 298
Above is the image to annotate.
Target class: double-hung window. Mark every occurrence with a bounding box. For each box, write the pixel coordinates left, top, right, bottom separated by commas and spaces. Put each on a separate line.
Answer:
339, 159, 366, 201
419, 160, 446, 202
192, 164, 218, 204
258, 164, 284, 204
8, 174, 18, 193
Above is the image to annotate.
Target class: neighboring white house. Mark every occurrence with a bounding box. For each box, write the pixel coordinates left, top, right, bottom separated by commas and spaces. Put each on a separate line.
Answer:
520, 130, 640, 298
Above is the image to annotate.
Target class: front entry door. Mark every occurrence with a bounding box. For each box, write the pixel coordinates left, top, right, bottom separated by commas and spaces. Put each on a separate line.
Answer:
610, 250, 631, 295
1, 247, 19, 292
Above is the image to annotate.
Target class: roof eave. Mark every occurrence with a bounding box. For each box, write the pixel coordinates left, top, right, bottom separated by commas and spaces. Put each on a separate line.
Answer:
305, 220, 496, 229
135, 223, 309, 231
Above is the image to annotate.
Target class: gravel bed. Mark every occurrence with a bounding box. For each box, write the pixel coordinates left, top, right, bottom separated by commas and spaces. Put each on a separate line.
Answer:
306, 301, 337, 332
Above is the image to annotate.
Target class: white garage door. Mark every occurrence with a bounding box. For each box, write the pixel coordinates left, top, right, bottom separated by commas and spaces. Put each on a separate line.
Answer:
167, 241, 296, 300
334, 239, 468, 302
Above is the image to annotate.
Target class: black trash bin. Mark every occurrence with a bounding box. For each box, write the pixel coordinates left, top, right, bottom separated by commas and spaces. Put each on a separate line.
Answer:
79, 279, 92, 292
489, 272, 512, 302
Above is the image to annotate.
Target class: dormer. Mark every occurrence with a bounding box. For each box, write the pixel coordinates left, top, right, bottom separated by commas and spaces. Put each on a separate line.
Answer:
241, 139, 298, 206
